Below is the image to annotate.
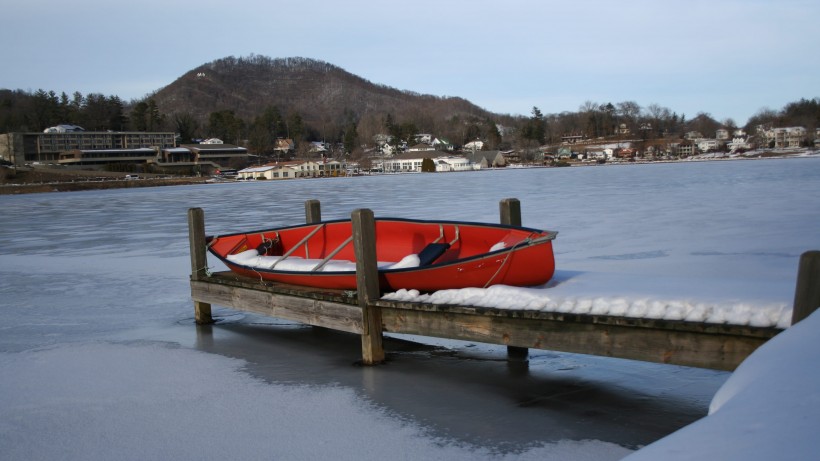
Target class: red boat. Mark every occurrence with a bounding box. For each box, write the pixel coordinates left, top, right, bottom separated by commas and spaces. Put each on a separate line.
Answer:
206, 218, 557, 292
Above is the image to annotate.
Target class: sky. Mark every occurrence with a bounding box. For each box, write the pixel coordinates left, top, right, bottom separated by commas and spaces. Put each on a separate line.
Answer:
2, 0, 818, 125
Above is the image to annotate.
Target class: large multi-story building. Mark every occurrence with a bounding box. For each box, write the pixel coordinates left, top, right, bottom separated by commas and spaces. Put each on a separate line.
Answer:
771, 127, 807, 148
0, 130, 249, 171
758, 126, 808, 149
0, 130, 176, 166
179, 143, 250, 168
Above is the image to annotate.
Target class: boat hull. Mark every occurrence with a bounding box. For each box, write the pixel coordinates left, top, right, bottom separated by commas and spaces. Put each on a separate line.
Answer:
207, 218, 556, 292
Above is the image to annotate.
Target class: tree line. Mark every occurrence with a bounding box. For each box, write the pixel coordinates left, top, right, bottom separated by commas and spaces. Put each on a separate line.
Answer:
2, 86, 816, 161
0, 89, 128, 132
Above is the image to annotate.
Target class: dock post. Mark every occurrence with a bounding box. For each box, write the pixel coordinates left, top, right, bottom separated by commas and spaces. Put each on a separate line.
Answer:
500, 198, 529, 363
305, 199, 322, 224
792, 250, 820, 325
305, 199, 330, 333
187, 207, 213, 324
499, 197, 522, 229
352, 208, 385, 365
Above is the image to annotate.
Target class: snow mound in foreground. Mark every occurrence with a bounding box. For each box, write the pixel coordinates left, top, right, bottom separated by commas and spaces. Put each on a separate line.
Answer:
624, 310, 820, 460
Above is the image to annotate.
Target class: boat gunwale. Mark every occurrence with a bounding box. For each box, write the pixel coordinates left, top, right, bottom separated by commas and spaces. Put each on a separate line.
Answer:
206, 217, 557, 276
208, 216, 555, 239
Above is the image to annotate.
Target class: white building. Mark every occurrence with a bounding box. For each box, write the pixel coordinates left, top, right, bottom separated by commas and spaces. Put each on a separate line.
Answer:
43, 124, 85, 133
435, 156, 471, 172
697, 139, 720, 152
380, 143, 398, 156
727, 137, 753, 152
383, 152, 426, 172
414, 133, 432, 144
463, 140, 484, 151
407, 143, 435, 152
318, 160, 343, 176
381, 151, 458, 173
586, 151, 608, 161
432, 138, 454, 151
770, 127, 806, 148
238, 160, 334, 180
237, 165, 277, 180
310, 141, 329, 153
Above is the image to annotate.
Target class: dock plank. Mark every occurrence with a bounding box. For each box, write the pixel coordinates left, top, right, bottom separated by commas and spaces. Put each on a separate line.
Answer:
191, 273, 362, 334
190, 272, 782, 370
376, 304, 776, 370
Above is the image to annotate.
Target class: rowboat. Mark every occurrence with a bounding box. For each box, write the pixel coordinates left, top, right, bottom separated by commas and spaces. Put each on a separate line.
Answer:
206, 218, 557, 291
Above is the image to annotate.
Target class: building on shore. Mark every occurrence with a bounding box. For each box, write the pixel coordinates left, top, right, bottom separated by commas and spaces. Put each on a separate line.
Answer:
0, 130, 177, 167
0, 130, 248, 173
179, 142, 249, 168
237, 159, 343, 180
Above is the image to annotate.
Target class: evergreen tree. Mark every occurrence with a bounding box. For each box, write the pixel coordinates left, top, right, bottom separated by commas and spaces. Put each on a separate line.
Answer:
108, 96, 127, 131
342, 122, 358, 154
131, 102, 148, 131
208, 110, 244, 144
484, 119, 502, 149
146, 99, 163, 131
173, 112, 199, 144
259, 106, 285, 138
522, 106, 545, 145
421, 157, 436, 172
249, 109, 278, 155
286, 112, 304, 141
83, 93, 112, 130
30, 89, 60, 130
248, 123, 271, 155
385, 113, 402, 146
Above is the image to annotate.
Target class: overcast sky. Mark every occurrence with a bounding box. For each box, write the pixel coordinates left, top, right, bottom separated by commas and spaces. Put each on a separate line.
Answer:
3, 0, 817, 125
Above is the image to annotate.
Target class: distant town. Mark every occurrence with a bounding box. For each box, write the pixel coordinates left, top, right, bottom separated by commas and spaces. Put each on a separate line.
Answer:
1, 122, 817, 184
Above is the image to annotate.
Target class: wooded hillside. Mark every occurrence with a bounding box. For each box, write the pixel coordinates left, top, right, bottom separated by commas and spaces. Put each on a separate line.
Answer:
149, 55, 502, 148
155, 56, 491, 126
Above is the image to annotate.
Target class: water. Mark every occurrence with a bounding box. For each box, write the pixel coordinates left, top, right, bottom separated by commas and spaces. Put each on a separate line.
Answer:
2, 158, 820, 457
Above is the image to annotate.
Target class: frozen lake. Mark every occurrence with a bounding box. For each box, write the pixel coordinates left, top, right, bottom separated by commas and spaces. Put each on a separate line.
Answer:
2, 158, 819, 460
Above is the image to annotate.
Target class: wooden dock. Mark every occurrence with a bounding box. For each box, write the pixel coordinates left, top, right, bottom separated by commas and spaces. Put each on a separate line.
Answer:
188, 200, 819, 371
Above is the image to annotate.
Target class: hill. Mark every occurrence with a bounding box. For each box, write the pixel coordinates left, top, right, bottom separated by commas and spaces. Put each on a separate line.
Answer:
150, 55, 495, 133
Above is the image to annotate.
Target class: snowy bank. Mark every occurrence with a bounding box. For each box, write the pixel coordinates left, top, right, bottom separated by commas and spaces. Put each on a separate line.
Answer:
624, 310, 820, 460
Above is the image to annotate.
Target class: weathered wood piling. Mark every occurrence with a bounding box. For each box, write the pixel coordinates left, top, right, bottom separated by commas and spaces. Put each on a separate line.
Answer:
498, 198, 530, 363
187, 207, 213, 325
792, 250, 820, 325
187, 200, 819, 371
352, 208, 385, 365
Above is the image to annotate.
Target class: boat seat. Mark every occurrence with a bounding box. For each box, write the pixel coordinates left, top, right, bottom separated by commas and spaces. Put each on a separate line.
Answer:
417, 242, 450, 266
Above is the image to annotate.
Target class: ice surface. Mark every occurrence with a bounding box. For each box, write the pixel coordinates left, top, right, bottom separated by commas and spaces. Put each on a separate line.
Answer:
2, 158, 819, 460
0, 342, 632, 461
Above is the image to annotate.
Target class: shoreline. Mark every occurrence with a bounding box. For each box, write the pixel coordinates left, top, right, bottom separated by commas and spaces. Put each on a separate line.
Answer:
0, 176, 210, 195
2, 149, 817, 195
